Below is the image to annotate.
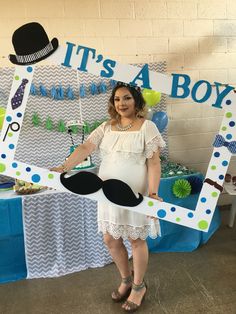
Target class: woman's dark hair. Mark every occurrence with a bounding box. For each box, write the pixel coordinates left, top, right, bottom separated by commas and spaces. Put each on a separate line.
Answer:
108, 82, 147, 120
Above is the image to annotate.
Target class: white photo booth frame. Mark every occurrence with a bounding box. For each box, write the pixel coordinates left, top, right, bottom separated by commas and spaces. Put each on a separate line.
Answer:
1, 42, 236, 232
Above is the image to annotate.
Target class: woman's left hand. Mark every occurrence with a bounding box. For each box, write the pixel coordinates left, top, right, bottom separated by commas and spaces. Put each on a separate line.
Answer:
147, 194, 163, 220
149, 194, 163, 202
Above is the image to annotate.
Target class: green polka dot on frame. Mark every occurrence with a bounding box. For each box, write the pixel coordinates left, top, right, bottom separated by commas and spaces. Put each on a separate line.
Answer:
226, 112, 232, 118
0, 163, 6, 172
198, 220, 208, 230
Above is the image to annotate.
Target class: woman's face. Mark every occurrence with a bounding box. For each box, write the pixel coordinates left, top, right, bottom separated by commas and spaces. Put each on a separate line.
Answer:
114, 87, 136, 119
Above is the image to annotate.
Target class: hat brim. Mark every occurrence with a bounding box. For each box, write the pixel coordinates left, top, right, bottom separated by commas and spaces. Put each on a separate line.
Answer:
9, 37, 59, 65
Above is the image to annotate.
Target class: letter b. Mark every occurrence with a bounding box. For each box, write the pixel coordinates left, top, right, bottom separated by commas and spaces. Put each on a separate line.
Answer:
171, 74, 191, 99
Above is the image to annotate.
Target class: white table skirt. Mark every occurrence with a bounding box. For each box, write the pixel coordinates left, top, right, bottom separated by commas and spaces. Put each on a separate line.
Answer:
1, 190, 131, 279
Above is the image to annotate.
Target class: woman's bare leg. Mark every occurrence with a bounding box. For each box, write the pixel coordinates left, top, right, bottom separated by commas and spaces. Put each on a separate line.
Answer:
103, 233, 132, 296
122, 238, 148, 309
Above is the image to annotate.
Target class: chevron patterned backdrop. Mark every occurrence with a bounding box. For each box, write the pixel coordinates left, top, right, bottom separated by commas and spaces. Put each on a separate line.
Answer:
23, 192, 115, 278
0, 62, 167, 278
0, 62, 168, 168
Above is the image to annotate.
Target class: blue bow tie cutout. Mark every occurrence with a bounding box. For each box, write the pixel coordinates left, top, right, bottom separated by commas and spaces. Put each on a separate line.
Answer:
213, 134, 236, 154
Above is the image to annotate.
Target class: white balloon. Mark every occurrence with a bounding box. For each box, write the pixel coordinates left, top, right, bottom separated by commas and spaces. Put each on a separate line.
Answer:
147, 107, 154, 120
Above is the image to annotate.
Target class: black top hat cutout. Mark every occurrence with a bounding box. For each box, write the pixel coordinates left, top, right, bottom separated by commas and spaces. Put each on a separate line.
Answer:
9, 22, 59, 65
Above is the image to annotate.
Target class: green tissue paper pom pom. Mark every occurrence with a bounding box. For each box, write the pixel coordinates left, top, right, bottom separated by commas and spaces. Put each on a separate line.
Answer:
172, 179, 191, 198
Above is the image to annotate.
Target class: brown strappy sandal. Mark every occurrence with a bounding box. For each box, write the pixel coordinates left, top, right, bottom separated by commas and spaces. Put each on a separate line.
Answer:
122, 281, 147, 312
111, 273, 133, 303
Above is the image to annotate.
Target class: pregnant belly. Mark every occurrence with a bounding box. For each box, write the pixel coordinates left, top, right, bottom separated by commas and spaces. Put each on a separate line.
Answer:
98, 161, 147, 194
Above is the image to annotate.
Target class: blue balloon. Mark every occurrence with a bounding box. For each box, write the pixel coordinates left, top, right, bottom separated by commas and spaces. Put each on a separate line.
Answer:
152, 111, 168, 133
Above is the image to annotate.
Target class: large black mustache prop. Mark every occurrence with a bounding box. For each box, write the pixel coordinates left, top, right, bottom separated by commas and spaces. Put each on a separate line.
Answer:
60, 171, 143, 207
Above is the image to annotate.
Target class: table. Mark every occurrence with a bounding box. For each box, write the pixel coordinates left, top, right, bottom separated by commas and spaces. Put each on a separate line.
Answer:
0, 193, 27, 283
223, 183, 236, 228
147, 173, 221, 252
0, 173, 221, 284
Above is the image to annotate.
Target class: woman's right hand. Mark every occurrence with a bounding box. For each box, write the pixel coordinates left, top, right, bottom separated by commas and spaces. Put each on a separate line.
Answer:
50, 165, 65, 173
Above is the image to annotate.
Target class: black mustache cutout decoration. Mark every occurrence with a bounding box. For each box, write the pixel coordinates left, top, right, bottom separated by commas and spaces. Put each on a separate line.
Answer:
60, 171, 143, 207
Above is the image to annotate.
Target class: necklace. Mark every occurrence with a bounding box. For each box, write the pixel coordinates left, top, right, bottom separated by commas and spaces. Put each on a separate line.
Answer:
116, 121, 133, 131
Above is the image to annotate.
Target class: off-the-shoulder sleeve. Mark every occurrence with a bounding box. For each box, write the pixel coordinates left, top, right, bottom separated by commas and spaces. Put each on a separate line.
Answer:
144, 120, 166, 158
87, 121, 107, 149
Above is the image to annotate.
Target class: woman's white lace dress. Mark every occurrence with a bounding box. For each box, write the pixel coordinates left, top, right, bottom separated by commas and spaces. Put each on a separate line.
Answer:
87, 120, 166, 240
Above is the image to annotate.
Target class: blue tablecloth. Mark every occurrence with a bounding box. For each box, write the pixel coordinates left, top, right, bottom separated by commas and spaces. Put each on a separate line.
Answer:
0, 197, 27, 283
147, 173, 221, 252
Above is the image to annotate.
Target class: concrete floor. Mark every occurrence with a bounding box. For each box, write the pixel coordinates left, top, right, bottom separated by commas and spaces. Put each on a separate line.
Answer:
0, 209, 235, 314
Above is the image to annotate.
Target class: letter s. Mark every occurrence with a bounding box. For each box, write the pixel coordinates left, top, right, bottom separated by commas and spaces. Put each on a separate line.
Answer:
100, 59, 116, 78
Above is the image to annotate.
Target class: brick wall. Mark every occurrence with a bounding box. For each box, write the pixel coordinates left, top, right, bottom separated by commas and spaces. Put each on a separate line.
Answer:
0, 0, 235, 204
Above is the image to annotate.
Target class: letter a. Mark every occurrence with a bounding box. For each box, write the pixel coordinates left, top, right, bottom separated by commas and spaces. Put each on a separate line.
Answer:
130, 64, 151, 89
